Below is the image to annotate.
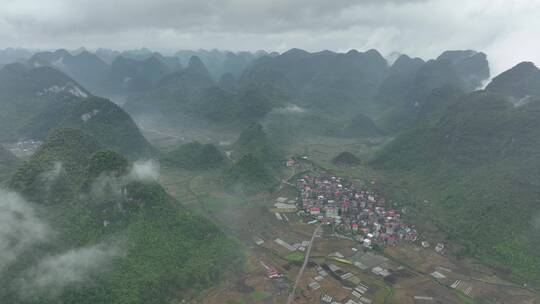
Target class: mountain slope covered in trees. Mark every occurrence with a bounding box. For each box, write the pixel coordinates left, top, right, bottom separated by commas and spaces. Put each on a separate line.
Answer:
124, 57, 288, 127
0, 146, 18, 181
3, 128, 240, 303
0, 63, 153, 158
371, 62, 540, 283
163, 141, 225, 170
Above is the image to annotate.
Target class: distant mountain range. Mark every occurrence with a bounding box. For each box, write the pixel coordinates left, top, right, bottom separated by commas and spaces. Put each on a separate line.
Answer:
241, 48, 489, 131
124, 56, 288, 128
28, 49, 109, 94
0, 47, 491, 136
241, 48, 389, 112
118, 48, 487, 136
0, 47, 35, 65
5, 48, 273, 97
106, 55, 173, 94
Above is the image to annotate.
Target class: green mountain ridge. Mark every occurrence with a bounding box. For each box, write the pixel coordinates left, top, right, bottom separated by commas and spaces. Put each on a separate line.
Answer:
241, 48, 389, 116
124, 56, 216, 114
332, 151, 361, 166
223, 123, 282, 193
0, 63, 91, 140
175, 49, 276, 79
21, 96, 154, 159
263, 108, 382, 144
163, 141, 225, 170
0, 146, 19, 181
4, 128, 240, 303
105, 55, 172, 94
0, 63, 154, 159
232, 123, 283, 166
124, 57, 288, 127
28, 49, 109, 94
118, 50, 182, 72
372, 86, 540, 283
10, 128, 103, 204
224, 153, 276, 194
486, 61, 540, 98
375, 50, 489, 132
120, 48, 489, 134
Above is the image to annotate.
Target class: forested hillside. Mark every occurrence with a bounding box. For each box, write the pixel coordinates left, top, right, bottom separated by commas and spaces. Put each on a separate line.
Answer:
372, 62, 540, 282
3, 128, 240, 303
0, 63, 153, 159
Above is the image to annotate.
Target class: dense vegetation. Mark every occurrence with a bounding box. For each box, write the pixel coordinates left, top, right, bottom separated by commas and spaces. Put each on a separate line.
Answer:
263, 109, 381, 145
163, 141, 225, 169
240, 49, 388, 115
3, 128, 241, 303
193, 83, 286, 125
222, 123, 283, 193
372, 83, 540, 283
332, 151, 361, 166
232, 123, 283, 166
23, 96, 154, 159
0, 146, 19, 182
224, 153, 276, 194
342, 113, 382, 137
10, 128, 103, 204
0, 63, 88, 140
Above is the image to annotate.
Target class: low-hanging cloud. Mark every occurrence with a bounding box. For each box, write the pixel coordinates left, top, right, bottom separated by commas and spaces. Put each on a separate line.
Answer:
39, 161, 65, 190
17, 240, 125, 299
128, 159, 160, 182
274, 105, 308, 115
89, 173, 124, 199
0, 189, 51, 273
87, 159, 160, 201
0, 187, 126, 299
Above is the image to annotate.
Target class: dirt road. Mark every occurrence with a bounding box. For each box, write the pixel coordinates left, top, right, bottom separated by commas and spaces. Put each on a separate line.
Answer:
286, 223, 322, 304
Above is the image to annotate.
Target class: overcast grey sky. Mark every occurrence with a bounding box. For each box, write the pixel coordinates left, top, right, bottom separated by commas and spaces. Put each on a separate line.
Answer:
1, 0, 539, 75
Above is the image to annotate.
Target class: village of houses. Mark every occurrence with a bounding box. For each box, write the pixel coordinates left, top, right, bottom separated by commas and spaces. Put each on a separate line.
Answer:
189, 155, 538, 304
239, 158, 538, 304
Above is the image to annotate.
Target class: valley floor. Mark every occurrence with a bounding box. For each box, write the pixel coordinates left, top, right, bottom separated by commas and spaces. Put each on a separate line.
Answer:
144, 125, 539, 304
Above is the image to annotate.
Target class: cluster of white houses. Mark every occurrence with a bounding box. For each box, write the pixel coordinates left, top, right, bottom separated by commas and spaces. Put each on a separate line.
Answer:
295, 174, 418, 247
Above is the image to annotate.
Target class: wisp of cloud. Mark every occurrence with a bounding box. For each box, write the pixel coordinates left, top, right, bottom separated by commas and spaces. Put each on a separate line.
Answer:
0, 189, 50, 274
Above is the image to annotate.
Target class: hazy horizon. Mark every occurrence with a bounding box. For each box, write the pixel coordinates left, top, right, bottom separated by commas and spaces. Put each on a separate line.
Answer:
2, 0, 540, 75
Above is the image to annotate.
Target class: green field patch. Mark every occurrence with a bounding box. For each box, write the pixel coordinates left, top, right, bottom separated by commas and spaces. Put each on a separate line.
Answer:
453, 289, 475, 304
285, 251, 305, 262
250, 290, 271, 301
198, 193, 248, 212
